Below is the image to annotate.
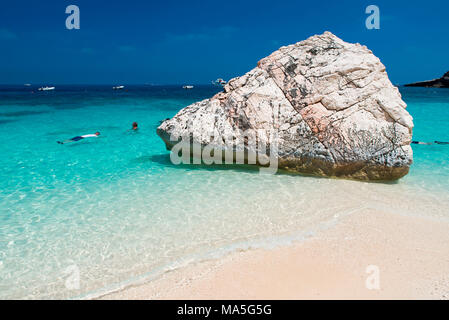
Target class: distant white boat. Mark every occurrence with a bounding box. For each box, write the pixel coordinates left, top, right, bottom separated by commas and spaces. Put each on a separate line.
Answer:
212, 78, 227, 87
24, 84, 31, 87
113, 85, 125, 90
182, 85, 194, 89
38, 86, 55, 91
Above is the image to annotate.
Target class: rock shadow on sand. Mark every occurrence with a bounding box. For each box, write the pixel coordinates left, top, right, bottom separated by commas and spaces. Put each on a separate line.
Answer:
138, 154, 399, 184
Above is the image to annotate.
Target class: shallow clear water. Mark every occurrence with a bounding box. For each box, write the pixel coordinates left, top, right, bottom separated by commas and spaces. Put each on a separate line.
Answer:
0, 85, 448, 299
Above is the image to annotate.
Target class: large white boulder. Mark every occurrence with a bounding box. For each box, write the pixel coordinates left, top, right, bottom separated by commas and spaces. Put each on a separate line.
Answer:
157, 32, 413, 181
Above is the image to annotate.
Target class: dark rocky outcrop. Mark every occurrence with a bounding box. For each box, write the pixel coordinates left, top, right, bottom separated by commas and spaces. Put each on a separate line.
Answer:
404, 71, 449, 88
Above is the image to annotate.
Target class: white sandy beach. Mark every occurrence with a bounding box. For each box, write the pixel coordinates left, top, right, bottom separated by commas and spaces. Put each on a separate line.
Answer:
101, 208, 449, 300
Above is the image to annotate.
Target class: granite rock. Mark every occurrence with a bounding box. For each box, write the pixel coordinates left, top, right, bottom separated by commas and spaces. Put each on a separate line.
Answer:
157, 32, 414, 181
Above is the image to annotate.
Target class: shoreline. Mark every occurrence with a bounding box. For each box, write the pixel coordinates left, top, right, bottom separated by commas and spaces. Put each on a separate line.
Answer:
84, 212, 342, 300
100, 209, 449, 300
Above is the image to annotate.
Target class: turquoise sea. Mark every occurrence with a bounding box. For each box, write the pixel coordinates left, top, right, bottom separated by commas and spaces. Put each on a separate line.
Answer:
0, 85, 448, 299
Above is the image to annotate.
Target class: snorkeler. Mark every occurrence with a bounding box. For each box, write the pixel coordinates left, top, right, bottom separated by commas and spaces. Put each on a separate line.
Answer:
57, 132, 100, 144
412, 140, 449, 145
411, 141, 432, 145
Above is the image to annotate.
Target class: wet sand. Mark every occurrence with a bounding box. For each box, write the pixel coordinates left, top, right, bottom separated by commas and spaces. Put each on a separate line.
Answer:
101, 209, 449, 300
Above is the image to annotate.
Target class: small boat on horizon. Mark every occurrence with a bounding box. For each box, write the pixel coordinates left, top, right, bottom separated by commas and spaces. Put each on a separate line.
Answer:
183, 85, 194, 89
113, 85, 125, 90
212, 78, 227, 87
38, 86, 55, 91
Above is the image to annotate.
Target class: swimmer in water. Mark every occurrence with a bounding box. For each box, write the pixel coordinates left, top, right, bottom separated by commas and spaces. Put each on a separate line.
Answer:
132, 122, 138, 131
411, 141, 432, 145
411, 140, 449, 145
57, 132, 100, 144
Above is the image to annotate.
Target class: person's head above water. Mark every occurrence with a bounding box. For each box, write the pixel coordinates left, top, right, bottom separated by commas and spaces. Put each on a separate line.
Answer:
95, 132, 100, 136
132, 122, 138, 130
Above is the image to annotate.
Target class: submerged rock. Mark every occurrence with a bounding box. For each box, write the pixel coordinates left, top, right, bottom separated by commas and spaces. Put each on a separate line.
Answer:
157, 32, 413, 181
404, 71, 449, 88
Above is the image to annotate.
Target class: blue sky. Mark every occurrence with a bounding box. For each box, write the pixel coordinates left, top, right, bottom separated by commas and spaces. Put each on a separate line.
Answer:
0, 0, 448, 84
